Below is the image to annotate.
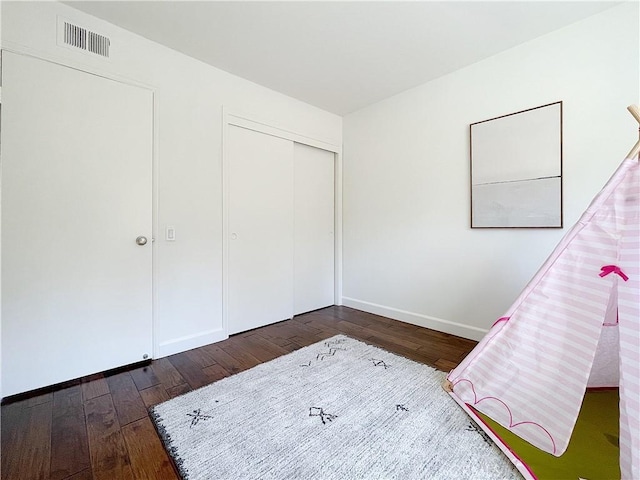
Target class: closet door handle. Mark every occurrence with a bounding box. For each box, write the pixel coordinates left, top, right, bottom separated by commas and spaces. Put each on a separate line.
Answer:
231, 233, 238, 240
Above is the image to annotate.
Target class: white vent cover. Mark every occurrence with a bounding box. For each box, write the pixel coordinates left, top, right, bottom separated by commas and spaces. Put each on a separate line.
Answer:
57, 17, 111, 59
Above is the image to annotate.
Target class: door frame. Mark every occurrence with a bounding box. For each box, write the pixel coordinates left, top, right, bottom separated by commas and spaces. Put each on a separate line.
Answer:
222, 108, 343, 336
0, 47, 160, 358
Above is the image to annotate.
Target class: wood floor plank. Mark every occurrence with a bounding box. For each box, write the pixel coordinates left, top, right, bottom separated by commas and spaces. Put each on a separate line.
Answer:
81, 374, 110, 401
435, 359, 459, 372
53, 384, 83, 410
23, 391, 54, 408
254, 322, 285, 336
257, 337, 300, 353
1, 402, 30, 479
295, 320, 328, 336
288, 334, 328, 347
129, 364, 161, 391
150, 357, 186, 389
201, 363, 232, 382
185, 346, 219, 369
290, 315, 323, 328
331, 306, 395, 326
139, 384, 171, 408
27, 402, 54, 479
258, 321, 324, 346
285, 320, 327, 338
166, 383, 192, 399
290, 318, 333, 342
50, 385, 90, 480
334, 319, 374, 341
197, 344, 248, 375
341, 317, 425, 350
417, 338, 475, 364
365, 333, 440, 366
66, 469, 94, 480
105, 372, 148, 426
3, 401, 54, 480
297, 317, 344, 338
218, 337, 262, 370
262, 335, 296, 349
122, 417, 179, 480
345, 311, 424, 338
84, 394, 134, 480
233, 334, 290, 363
167, 352, 214, 389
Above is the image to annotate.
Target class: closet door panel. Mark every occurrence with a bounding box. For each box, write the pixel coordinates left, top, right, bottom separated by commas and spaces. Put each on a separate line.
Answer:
227, 125, 294, 334
294, 143, 335, 315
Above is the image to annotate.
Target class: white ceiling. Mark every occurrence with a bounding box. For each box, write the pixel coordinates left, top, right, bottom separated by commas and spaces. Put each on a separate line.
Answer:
66, 1, 619, 115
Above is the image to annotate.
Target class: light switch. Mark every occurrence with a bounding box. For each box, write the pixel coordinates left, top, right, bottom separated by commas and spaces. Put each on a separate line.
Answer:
166, 226, 176, 241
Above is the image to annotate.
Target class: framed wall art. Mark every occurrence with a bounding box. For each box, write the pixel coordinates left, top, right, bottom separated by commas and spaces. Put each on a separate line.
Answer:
470, 101, 563, 228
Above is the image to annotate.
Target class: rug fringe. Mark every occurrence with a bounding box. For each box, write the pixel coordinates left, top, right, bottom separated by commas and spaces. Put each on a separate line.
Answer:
149, 406, 190, 480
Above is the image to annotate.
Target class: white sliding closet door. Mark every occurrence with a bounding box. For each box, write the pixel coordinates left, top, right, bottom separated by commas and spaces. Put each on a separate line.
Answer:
294, 143, 335, 315
227, 125, 294, 334
1, 52, 153, 396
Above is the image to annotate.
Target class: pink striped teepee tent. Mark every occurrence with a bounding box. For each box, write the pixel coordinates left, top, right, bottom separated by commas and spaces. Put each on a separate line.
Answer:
446, 105, 640, 480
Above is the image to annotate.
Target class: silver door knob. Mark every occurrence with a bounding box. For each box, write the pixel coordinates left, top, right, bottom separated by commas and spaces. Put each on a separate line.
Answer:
136, 236, 148, 246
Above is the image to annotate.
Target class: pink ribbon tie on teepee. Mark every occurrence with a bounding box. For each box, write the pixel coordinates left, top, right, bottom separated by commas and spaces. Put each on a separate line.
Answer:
599, 265, 629, 281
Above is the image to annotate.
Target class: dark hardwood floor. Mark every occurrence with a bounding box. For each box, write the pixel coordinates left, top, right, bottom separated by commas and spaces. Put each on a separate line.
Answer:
1, 306, 477, 480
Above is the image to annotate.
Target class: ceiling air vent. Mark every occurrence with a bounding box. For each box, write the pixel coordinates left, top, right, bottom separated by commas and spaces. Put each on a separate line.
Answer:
58, 17, 111, 59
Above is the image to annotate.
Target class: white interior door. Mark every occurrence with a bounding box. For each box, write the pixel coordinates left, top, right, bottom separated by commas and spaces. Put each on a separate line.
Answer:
227, 125, 294, 334
1, 52, 153, 396
294, 143, 335, 315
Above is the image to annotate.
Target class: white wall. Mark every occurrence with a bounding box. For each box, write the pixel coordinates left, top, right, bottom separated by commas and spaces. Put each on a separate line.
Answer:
1, 1, 342, 359
342, 3, 639, 340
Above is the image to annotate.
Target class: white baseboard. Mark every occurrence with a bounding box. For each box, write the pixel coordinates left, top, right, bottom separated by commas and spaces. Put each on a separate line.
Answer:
341, 297, 488, 342
157, 328, 228, 358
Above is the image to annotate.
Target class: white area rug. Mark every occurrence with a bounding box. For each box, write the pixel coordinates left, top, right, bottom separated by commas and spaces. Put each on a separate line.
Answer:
150, 335, 521, 479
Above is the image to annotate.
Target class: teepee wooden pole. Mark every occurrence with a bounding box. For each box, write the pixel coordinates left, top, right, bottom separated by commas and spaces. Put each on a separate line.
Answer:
627, 139, 640, 160
626, 104, 640, 160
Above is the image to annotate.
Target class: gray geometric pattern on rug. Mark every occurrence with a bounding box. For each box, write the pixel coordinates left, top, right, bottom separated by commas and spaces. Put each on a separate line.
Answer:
150, 335, 522, 479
